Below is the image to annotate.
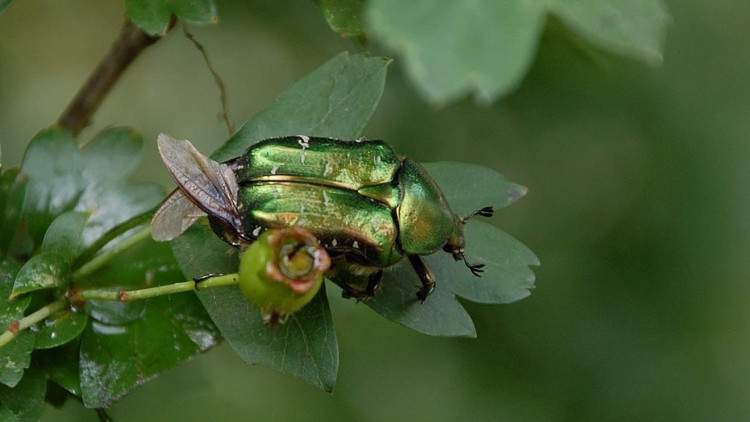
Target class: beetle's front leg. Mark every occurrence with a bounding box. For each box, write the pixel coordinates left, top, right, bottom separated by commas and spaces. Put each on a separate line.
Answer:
408, 255, 435, 302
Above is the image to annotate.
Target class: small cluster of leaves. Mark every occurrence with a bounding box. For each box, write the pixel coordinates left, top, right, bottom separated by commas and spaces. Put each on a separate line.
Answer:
316, 0, 671, 104
170, 52, 538, 390
0, 128, 220, 417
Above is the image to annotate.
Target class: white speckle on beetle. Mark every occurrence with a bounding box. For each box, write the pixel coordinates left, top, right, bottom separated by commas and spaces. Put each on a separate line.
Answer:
323, 161, 333, 177
355, 137, 363, 143
50, 332, 57, 339
376, 155, 382, 164
332, 238, 338, 247
353, 241, 359, 249
298, 135, 310, 165
323, 191, 331, 206
297, 203, 307, 226
271, 165, 279, 175
272, 185, 280, 198
252, 226, 262, 237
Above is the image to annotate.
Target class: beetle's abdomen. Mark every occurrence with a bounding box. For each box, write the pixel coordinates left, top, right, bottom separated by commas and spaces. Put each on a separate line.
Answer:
239, 182, 403, 268
237, 137, 402, 190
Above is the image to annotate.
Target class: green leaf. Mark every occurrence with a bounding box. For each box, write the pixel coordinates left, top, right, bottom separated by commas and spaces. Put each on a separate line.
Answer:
548, 0, 671, 66
422, 162, 527, 216
11, 253, 70, 299
170, 0, 218, 24
126, 0, 218, 36
314, 0, 366, 37
35, 341, 82, 396
0, 0, 12, 15
367, 0, 546, 103
0, 259, 34, 388
41, 211, 88, 263
214, 52, 389, 161
78, 239, 220, 408
20, 127, 163, 248
172, 224, 340, 391
199, 285, 339, 391
366, 0, 669, 103
365, 263, 477, 337
126, 0, 171, 36
0, 169, 27, 256
430, 221, 539, 304
0, 367, 46, 422
32, 309, 88, 350
364, 164, 538, 336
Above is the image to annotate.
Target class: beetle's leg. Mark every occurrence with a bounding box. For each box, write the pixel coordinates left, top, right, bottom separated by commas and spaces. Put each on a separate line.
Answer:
462, 206, 494, 223
340, 272, 382, 302
408, 255, 435, 302
364, 271, 383, 297
193, 273, 226, 283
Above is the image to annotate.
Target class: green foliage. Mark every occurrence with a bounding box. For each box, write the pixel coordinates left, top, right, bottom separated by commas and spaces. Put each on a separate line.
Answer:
364, 165, 538, 336
169, 51, 537, 388
126, 0, 217, 36
11, 253, 70, 299
314, 0, 366, 38
20, 127, 163, 246
0, 169, 26, 255
366, 0, 670, 103
0, 259, 33, 388
0, 127, 220, 409
0, 0, 11, 15
214, 51, 388, 161
76, 236, 220, 408
0, 367, 46, 422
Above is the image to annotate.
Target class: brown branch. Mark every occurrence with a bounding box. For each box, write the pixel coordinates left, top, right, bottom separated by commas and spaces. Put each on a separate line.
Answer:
58, 19, 164, 135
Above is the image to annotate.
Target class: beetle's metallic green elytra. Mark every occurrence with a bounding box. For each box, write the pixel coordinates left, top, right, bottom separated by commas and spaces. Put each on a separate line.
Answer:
151, 134, 493, 301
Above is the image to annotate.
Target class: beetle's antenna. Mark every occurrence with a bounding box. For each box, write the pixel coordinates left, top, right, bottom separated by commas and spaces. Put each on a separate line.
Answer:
462, 206, 494, 224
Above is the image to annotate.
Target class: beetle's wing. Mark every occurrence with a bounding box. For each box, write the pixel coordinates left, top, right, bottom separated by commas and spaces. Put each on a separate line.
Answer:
156, 133, 243, 235
151, 189, 206, 241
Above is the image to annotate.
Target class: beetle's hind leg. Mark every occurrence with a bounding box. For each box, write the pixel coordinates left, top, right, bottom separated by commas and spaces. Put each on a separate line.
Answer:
340, 271, 383, 302
408, 255, 435, 302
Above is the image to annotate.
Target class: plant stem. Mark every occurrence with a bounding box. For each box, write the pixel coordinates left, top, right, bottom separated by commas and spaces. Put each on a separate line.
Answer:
182, 23, 234, 136
71, 273, 238, 302
58, 19, 164, 135
73, 226, 152, 280
0, 297, 67, 348
0, 274, 238, 348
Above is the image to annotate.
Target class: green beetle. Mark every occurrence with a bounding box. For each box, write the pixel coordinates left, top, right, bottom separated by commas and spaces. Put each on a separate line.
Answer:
151, 134, 493, 301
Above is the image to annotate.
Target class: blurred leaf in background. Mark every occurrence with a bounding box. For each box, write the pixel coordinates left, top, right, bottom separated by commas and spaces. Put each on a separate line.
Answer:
367, 0, 670, 103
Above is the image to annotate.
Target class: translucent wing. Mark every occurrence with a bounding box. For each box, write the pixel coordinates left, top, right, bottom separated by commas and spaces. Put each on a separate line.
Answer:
151, 189, 206, 241
153, 133, 243, 239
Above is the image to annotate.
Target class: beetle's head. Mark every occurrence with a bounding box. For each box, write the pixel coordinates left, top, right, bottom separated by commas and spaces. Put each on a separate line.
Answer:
443, 206, 495, 277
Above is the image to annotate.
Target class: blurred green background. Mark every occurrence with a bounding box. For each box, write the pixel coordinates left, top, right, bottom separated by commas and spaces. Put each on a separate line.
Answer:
2, 0, 750, 420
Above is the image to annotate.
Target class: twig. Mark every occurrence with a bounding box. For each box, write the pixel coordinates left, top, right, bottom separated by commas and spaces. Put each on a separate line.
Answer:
69, 273, 238, 302
182, 23, 234, 135
58, 19, 164, 135
0, 298, 67, 348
